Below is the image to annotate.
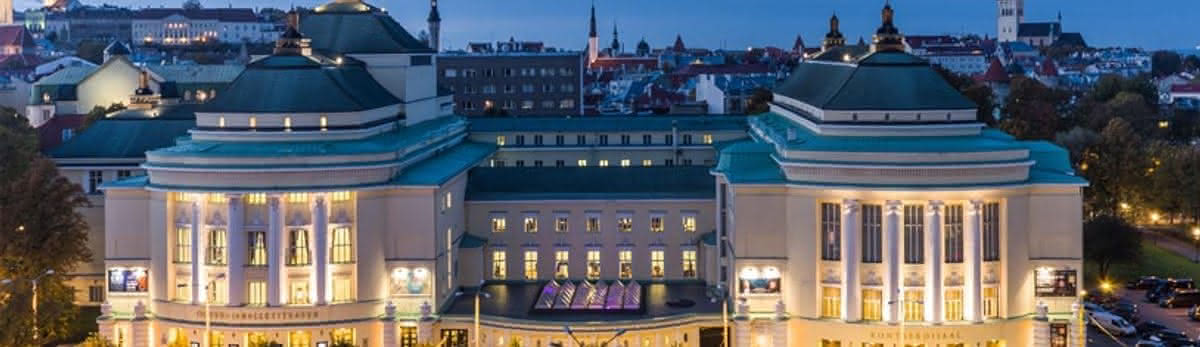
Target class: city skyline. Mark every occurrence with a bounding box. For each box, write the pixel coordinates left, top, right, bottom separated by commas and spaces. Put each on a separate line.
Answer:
15, 0, 1200, 51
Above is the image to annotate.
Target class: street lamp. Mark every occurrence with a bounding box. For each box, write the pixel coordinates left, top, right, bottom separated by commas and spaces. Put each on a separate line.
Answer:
1191, 227, 1199, 263
563, 326, 626, 347
454, 283, 491, 347
1, 269, 55, 343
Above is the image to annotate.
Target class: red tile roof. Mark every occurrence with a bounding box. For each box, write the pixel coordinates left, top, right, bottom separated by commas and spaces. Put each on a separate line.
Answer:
36, 114, 83, 152
979, 58, 1010, 83
0, 26, 35, 50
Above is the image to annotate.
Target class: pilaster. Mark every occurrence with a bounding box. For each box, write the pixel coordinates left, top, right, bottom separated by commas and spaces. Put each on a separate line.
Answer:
226, 194, 245, 306
883, 200, 901, 323
190, 201, 201, 304
966, 200, 984, 323
840, 199, 861, 322
267, 195, 283, 306
314, 194, 329, 305
925, 200, 943, 324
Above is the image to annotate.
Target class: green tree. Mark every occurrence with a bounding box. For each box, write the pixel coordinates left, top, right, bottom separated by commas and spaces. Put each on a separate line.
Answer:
1000, 77, 1068, 140
75, 40, 108, 65
1079, 118, 1150, 216
1152, 50, 1184, 77
934, 65, 996, 125
1084, 215, 1142, 281
745, 88, 772, 115
0, 107, 38, 179
78, 103, 127, 132
80, 333, 117, 347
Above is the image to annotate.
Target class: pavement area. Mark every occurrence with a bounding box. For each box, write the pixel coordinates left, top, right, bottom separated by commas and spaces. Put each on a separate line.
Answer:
1087, 230, 1200, 346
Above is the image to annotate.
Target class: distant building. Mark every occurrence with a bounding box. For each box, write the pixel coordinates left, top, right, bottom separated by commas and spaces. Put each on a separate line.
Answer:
31, 5, 133, 44
997, 0, 1084, 48
694, 73, 775, 114
132, 8, 277, 46
906, 35, 988, 76
438, 51, 584, 116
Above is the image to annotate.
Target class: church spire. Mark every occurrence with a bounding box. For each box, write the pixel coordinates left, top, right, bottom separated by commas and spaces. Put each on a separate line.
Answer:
427, 0, 441, 51
821, 13, 845, 51
588, 2, 597, 38
871, 2, 905, 52
610, 21, 620, 53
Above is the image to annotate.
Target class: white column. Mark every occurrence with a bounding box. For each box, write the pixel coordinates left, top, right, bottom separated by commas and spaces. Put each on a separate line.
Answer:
840, 199, 860, 322
313, 194, 329, 305
267, 195, 283, 306
190, 201, 202, 304
226, 194, 245, 306
966, 200, 984, 323
883, 200, 901, 323
925, 200, 944, 324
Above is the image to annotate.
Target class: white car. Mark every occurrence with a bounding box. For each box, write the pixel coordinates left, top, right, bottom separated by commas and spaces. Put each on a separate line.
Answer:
1090, 310, 1137, 336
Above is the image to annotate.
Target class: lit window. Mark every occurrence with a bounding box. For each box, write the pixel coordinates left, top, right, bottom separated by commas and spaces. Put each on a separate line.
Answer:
862, 289, 882, 321
617, 215, 632, 233
620, 159, 631, 167
330, 191, 351, 202
681, 250, 697, 278
246, 193, 267, 205
283, 116, 292, 131
821, 287, 841, 318
247, 281, 266, 306
333, 277, 353, 303
287, 229, 310, 266
491, 216, 507, 233
983, 287, 999, 319
642, 159, 652, 167
524, 215, 538, 233
496, 136, 506, 146
650, 215, 664, 233
619, 250, 633, 279
206, 229, 227, 265
331, 328, 354, 345
249, 116, 257, 129
577, 159, 588, 167
331, 227, 353, 264
682, 214, 697, 233
945, 288, 964, 321
287, 193, 308, 204
442, 192, 453, 211
218, 116, 226, 128
598, 159, 609, 167
555, 215, 568, 233
492, 250, 507, 279
586, 214, 600, 233
555, 250, 569, 279
650, 250, 665, 278
174, 227, 192, 263
905, 289, 924, 322
320, 115, 328, 131
524, 250, 538, 280
703, 134, 713, 144
587, 250, 601, 280
289, 280, 309, 305
248, 231, 267, 266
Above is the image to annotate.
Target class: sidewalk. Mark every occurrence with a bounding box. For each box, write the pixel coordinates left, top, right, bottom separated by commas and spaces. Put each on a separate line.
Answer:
1143, 229, 1200, 263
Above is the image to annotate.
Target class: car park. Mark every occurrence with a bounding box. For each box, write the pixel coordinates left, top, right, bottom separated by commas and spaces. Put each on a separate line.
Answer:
1136, 321, 1170, 336
1162, 289, 1200, 308
1130, 276, 1162, 290
1091, 310, 1137, 336
1148, 279, 1195, 304
1141, 330, 1195, 347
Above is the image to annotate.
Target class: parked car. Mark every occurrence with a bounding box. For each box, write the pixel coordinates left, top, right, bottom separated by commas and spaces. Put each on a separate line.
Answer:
1135, 337, 1167, 347
1148, 279, 1195, 303
1129, 276, 1162, 290
1188, 305, 1200, 321
1162, 289, 1200, 308
1091, 310, 1137, 336
1136, 321, 1170, 336
1112, 302, 1141, 322
1141, 330, 1194, 347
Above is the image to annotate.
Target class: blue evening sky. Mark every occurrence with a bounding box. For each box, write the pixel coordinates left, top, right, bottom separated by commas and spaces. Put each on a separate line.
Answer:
21, 0, 1200, 51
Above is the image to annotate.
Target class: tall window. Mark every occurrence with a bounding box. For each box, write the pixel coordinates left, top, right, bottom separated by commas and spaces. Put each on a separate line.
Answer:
650, 215, 664, 233
333, 277, 353, 303
983, 202, 1001, 261
617, 215, 633, 233
650, 250, 665, 278
287, 229, 310, 266
331, 227, 353, 264
491, 216, 506, 233
619, 250, 633, 279
820, 287, 841, 318
492, 250, 506, 279
524, 251, 538, 280
555, 215, 569, 233
399, 327, 418, 347
983, 287, 999, 319
206, 229, 227, 265
587, 250, 601, 280
247, 281, 266, 306
903, 205, 924, 264
248, 231, 267, 266
820, 203, 841, 261
682, 250, 697, 278
904, 289, 924, 321
87, 170, 103, 194
945, 288, 964, 321
524, 215, 538, 233
289, 280, 309, 305
586, 215, 600, 233
862, 204, 883, 263
174, 227, 191, 263
945, 205, 964, 263
862, 289, 882, 321
682, 214, 697, 233
555, 251, 569, 279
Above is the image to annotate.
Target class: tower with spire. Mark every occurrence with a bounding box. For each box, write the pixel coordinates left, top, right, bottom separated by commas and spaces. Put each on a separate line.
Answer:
610, 22, 620, 54
996, 0, 1024, 42
587, 3, 598, 64
821, 13, 845, 51
871, 3, 905, 52
427, 0, 441, 51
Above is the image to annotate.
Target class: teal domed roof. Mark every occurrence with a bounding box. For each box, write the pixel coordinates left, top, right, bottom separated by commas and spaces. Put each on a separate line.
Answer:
774, 51, 976, 112
302, 0, 433, 55
205, 55, 400, 114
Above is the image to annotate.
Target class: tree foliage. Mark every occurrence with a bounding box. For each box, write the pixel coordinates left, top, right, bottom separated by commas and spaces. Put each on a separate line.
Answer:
934, 65, 996, 125
1152, 50, 1183, 77
78, 103, 127, 133
1084, 215, 1142, 281
745, 88, 773, 115
999, 77, 1068, 140
1076, 118, 1149, 216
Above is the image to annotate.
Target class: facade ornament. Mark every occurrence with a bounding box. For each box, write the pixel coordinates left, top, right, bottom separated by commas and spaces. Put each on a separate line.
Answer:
419, 300, 433, 320
134, 300, 147, 318
1036, 301, 1049, 320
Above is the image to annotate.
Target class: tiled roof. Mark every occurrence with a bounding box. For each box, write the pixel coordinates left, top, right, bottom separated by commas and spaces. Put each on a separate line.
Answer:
36, 114, 83, 152
133, 8, 260, 22
1018, 22, 1061, 37
301, 6, 433, 55
980, 58, 1010, 82
50, 107, 197, 160
203, 55, 399, 113
465, 166, 715, 201
1038, 57, 1059, 77
0, 26, 35, 49
775, 51, 976, 111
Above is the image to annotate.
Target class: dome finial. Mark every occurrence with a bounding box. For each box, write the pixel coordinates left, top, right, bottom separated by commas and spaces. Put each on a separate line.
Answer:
822, 12, 845, 51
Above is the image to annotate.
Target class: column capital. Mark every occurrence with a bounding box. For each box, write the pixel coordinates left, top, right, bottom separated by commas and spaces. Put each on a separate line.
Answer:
841, 199, 860, 214
314, 194, 326, 208
885, 200, 902, 214
926, 200, 944, 214
968, 200, 985, 214
267, 195, 280, 209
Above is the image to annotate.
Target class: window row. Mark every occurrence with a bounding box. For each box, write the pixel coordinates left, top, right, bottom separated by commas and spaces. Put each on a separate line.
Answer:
173, 276, 355, 306
818, 202, 1002, 264
172, 227, 354, 266
818, 287, 1000, 321
490, 249, 697, 280
496, 133, 714, 147
454, 83, 577, 94
489, 212, 698, 234
488, 158, 706, 168
460, 99, 575, 111
443, 67, 576, 78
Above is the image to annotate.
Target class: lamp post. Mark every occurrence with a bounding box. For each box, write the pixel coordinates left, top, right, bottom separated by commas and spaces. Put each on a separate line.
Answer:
455, 283, 491, 347
1192, 227, 1199, 263
2, 269, 55, 343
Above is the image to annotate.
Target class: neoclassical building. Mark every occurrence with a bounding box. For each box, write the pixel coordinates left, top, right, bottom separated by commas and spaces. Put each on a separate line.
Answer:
83, 2, 1086, 347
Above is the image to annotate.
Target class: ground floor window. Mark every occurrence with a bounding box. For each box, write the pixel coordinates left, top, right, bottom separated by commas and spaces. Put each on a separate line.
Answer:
524, 250, 538, 280
207, 332, 223, 347
619, 250, 633, 279
1050, 323, 1068, 347
587, 250, 601, 280
247, 333, 267, 346
861, 289, 882, 321
492, 250, 506, 279
288, 331, 311, 347
820, 339, 841, 347
904, 289, 924, 322
650, 250, 665, 278
332, 328, 354, 345
821, 287, 841, 318
441, 329, 468, 347
945, 288, 963, 321
986, 340, 1006, 347
248, 281, 266, 306
983, 286, 999, 319
167, 328, 188, 347
400, 327, 418, 347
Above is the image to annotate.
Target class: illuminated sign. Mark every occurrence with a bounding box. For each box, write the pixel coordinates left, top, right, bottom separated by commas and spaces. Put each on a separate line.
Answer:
108, 267, 149, 293
1035, 268, 1078, 297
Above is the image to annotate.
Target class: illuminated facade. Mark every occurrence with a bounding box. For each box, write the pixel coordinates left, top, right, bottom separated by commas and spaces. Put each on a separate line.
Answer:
79, 2, 1085, 347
